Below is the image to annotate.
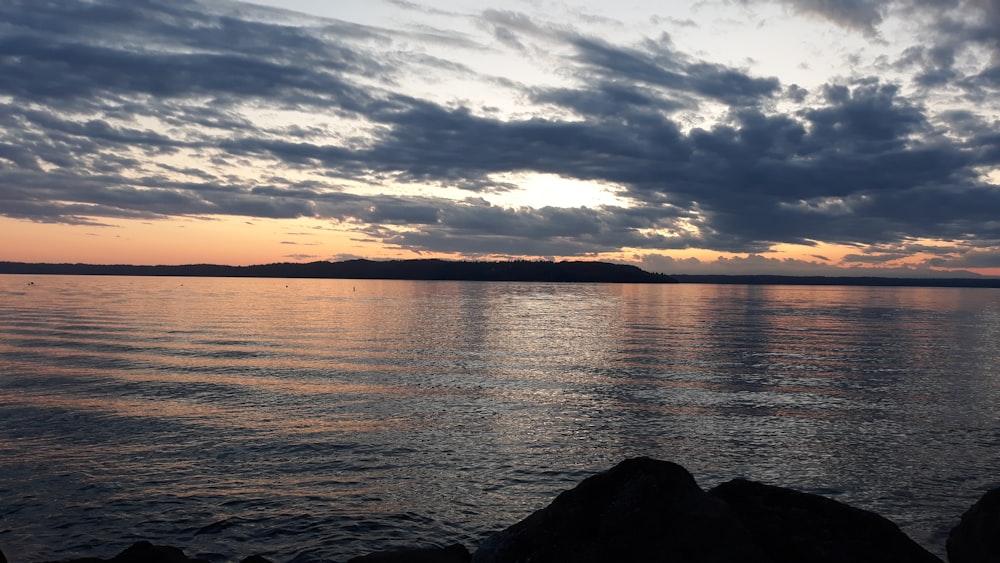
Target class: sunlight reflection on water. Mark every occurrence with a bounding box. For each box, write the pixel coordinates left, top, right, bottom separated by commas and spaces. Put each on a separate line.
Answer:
1, 275, 999, 561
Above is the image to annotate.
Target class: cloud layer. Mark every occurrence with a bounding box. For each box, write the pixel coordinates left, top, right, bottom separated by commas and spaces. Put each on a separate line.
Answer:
1, 0, 999, 270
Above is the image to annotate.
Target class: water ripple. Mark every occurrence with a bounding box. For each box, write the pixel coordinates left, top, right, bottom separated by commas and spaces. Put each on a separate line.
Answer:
2, 276, 999, 561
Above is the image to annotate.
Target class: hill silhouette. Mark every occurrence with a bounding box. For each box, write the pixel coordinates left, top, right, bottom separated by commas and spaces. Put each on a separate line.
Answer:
0, 259, 677, 284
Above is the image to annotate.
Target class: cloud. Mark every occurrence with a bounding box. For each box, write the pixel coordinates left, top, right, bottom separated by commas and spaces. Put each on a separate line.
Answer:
771, 0, 887, 35
567, 35, 782, 107
933, 248, 1000, 268
759, 0, 1000, 95
283, 253, 321, 261
480, 10, 546, 52
0, 0, 998, 269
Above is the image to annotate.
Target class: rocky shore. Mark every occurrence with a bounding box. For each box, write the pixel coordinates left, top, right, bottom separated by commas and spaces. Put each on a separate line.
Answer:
17, 457, 1000, 563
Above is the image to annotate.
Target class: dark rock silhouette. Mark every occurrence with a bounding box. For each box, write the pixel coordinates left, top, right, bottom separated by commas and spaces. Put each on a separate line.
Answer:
710, 478, 941, 563
39, 540, 270, 563
109, 541, 202, 563
473, 457, 944, 563
947, 485, 1000, 563
346, 543, 471, 563
34, 458, 1000, 563
42, 541, 209, 563
471, 457, 771, 563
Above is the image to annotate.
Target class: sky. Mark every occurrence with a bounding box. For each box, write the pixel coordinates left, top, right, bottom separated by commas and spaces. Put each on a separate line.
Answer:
2, 0, 1000, 276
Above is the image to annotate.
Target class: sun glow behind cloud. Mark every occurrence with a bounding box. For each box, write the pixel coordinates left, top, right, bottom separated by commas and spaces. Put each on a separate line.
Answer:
484, 173, 632, 210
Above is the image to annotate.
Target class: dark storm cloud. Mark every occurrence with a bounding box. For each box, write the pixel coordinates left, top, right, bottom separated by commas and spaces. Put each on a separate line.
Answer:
567, 35, 781, 107
1, 0, 999, 261
533, 82, 683, 117
0, 7, 375, 101
344, 76, 997, 252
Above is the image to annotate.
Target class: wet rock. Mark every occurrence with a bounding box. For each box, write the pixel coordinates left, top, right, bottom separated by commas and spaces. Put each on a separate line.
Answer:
347, 543, 471, 563
471, 456, 772, 563
947, 486, 1000, 563
710, 478, 942, 563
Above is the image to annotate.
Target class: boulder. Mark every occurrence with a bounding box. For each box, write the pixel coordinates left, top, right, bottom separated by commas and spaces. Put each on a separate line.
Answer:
43, 541, 217, 563
947, 486, 1000, 563
347, 543, 471, 563
29, 458, 985, 563
471, 457, 772, 563
112, 541, 206, 563
710, 479, 942, 563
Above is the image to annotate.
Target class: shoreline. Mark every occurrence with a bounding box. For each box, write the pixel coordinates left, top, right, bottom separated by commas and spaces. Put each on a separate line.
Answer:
3, 260, 1000, 287
0, 260, 675, 284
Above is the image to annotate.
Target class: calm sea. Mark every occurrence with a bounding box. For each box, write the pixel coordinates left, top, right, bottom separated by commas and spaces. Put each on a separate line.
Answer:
1, 275, 998, 562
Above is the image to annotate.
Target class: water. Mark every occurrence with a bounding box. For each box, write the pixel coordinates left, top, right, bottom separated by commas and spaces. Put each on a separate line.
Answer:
1, 275, 998, 562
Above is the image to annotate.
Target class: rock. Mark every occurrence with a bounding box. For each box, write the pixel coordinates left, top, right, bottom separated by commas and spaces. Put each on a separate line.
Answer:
471, 456, 772, 563
26, 459, 981, 563
43, 541, 211, 563
709, 479, 942, 563
947, 486, 1000, 563
347, 543, 471, 563
110, 541, 205, 563
471, 458, 946, 563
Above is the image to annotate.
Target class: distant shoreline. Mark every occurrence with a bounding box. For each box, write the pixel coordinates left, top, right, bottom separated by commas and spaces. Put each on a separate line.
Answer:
2, 260, 999, 287
0, 259, 676, 284
670, 273, 1000, 288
